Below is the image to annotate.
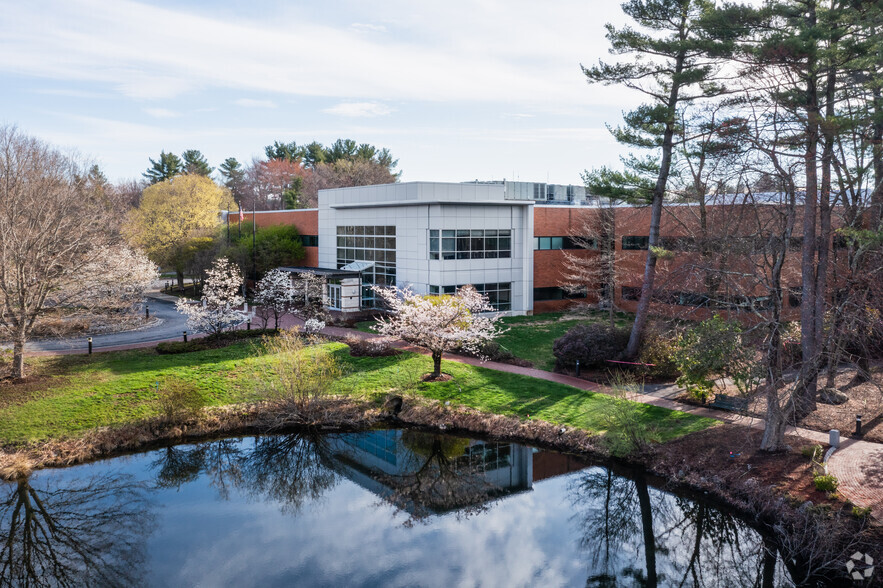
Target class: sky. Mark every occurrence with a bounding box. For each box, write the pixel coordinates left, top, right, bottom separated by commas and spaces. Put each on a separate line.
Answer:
0, 0, 643, 185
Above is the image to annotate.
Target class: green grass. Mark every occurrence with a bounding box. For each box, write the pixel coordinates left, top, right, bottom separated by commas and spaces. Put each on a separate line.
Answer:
0, 338, 712, 447
356, 310, 633, 371
495, 310, 632, 370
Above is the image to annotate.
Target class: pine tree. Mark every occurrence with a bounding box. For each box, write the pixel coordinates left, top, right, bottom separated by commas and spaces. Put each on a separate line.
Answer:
143, 151, 182, 184
583, 0, 737, 359
181, 149, 213, 176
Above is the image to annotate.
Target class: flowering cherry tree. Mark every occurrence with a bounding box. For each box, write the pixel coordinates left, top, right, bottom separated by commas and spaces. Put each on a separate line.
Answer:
290, 271, 328, 322
254, 268, 295, 329
176, 258, 248, 334
373, 285, 501, 379
73, 245, 159, 313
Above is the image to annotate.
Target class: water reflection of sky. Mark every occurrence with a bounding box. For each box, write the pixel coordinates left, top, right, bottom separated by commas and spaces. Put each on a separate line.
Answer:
4, 434, 793, 588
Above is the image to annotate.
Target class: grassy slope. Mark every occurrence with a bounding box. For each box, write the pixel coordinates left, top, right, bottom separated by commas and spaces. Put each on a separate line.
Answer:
357, 310, 634, 371
0, 340, 713, 445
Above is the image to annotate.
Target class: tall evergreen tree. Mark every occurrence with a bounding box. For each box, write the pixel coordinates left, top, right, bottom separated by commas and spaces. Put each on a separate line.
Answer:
219, 157, 246, 206
583, 0, 736, 359
143, 151, 182, 184
181, 149, 213, 176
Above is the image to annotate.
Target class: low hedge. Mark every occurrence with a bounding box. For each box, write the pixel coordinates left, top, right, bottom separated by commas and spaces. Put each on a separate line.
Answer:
156, 329, 276, 354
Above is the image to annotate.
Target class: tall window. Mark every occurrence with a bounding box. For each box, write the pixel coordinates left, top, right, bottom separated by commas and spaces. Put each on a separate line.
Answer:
336, 225, 396, 307
429, 229, 510, 260
428, 283, 511, 311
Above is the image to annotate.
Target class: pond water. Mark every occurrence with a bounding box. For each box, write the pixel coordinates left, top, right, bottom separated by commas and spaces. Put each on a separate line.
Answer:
0, 430, 798, 587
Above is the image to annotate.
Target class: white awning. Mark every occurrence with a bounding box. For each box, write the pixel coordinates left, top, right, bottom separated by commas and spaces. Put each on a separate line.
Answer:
340, 261, 375, 272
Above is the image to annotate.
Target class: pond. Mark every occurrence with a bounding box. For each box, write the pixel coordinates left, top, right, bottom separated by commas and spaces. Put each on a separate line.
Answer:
0, 430, 799, 587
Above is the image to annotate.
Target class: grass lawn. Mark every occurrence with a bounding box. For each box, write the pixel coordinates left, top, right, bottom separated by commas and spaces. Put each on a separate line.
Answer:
496, 310, 632, 371
356, 310, 633, 371
0, 339, 712, 446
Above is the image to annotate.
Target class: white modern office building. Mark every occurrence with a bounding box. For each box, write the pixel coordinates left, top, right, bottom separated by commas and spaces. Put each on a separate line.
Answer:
317, 182, 538, 315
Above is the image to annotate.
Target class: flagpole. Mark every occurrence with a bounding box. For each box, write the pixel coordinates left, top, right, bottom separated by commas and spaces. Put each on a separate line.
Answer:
252, 202, 257, 282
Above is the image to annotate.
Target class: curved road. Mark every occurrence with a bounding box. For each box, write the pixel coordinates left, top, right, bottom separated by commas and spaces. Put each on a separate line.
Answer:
22, 295, 190, 353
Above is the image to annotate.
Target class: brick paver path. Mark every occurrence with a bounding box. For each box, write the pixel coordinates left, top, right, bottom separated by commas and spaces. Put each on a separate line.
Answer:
25, 312, 883, 522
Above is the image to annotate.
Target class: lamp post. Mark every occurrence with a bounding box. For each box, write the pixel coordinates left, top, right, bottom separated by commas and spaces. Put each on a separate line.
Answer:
87, 337, 92, 355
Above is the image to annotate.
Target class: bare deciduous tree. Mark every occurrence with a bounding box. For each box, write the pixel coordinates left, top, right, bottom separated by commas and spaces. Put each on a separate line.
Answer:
0, 127, 151, 379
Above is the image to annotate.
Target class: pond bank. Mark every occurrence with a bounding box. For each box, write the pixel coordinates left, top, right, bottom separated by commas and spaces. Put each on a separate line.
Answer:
0, 393, 878, 585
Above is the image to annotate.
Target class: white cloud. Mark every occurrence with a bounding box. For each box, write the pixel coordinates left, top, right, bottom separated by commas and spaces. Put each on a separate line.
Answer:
322, 102, 394, 118
234, 98, 277, 109
143, 107, 179, 119
350, 23, 387, 34
0, 0, 631, 109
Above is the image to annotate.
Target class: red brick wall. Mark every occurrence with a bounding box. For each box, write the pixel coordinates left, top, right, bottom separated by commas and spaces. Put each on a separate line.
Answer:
237, 209, 319, 269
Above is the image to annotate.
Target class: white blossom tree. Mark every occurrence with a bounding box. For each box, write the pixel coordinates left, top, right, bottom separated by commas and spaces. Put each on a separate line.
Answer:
289, 271, 327, 322
74, 245, 158, 313
373, 285, 501, 379
176, 258, 247, 335
254, 268, 295, 329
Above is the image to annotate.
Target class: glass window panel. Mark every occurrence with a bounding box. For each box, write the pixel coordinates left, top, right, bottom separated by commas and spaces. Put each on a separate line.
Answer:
539, 237, 551, 250
385, 237, 396, 249
534, 237, 540, 250
457, 235, 471, 252
337, 226, 345, 235
471, 250, 483, 259
386, 251, 395, 263
499, 230, 510, 237
499, 237, 511, 250
337, 236, 345, 247
457, 251, 470, 260
485, 237, 498, 250
442, 230, 455, 238
442, 237, 455, 252
499, 250, 510, 258
429, 236, 439, 253
354, 236, 364, 248
485, 251, 498, 259
485, 230, 498, 237
365, 226, 374, 235
385, 226, 396, 235
443, 285, 456, 294
551, 237, 563, 249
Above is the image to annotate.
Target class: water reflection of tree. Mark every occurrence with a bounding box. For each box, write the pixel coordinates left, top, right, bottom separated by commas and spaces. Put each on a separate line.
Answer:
570, 467, 784, 588
149, 435, 339, 514
239, 435, 338, 514
377, 431, 503, 521
0, 473, 154, 587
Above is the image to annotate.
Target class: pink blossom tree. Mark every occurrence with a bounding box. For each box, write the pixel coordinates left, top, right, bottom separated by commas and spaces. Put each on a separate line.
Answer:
373, 285, 502, 379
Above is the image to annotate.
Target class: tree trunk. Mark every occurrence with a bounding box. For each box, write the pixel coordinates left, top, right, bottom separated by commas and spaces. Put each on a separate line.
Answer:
635, 473, 657, 587
797, 25, 820, 416
176, 269, 185, 290
431, 350, 442, 379
12, 336, 25, 380
625, 50, 685, 360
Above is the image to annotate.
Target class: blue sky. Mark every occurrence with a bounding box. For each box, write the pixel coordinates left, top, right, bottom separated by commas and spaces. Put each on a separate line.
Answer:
1, 0, 642, 185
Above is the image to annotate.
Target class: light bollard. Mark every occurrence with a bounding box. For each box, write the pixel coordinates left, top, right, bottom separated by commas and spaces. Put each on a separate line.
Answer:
87, 337, 93, 355
183, 331, 188, 343
145, 305, 150, 319
575, 359, 580, 378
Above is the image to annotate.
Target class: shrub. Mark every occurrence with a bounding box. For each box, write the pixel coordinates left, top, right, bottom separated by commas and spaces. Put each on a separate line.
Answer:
345, 336, 399, 357
852, 505, 872, 519
553, 324, 630, 371
256, 329, 341, 406
156, 378, 206, 421
801, 444, 824, 461
671, 315, 761, 403
156, 329, 274, 354
636, 327, 680, 379
599, 374, 660, 457
813, 473, 839, 493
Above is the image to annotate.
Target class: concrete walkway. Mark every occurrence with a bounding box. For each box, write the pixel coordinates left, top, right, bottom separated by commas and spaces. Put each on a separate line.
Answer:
22, 311, 883, 521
